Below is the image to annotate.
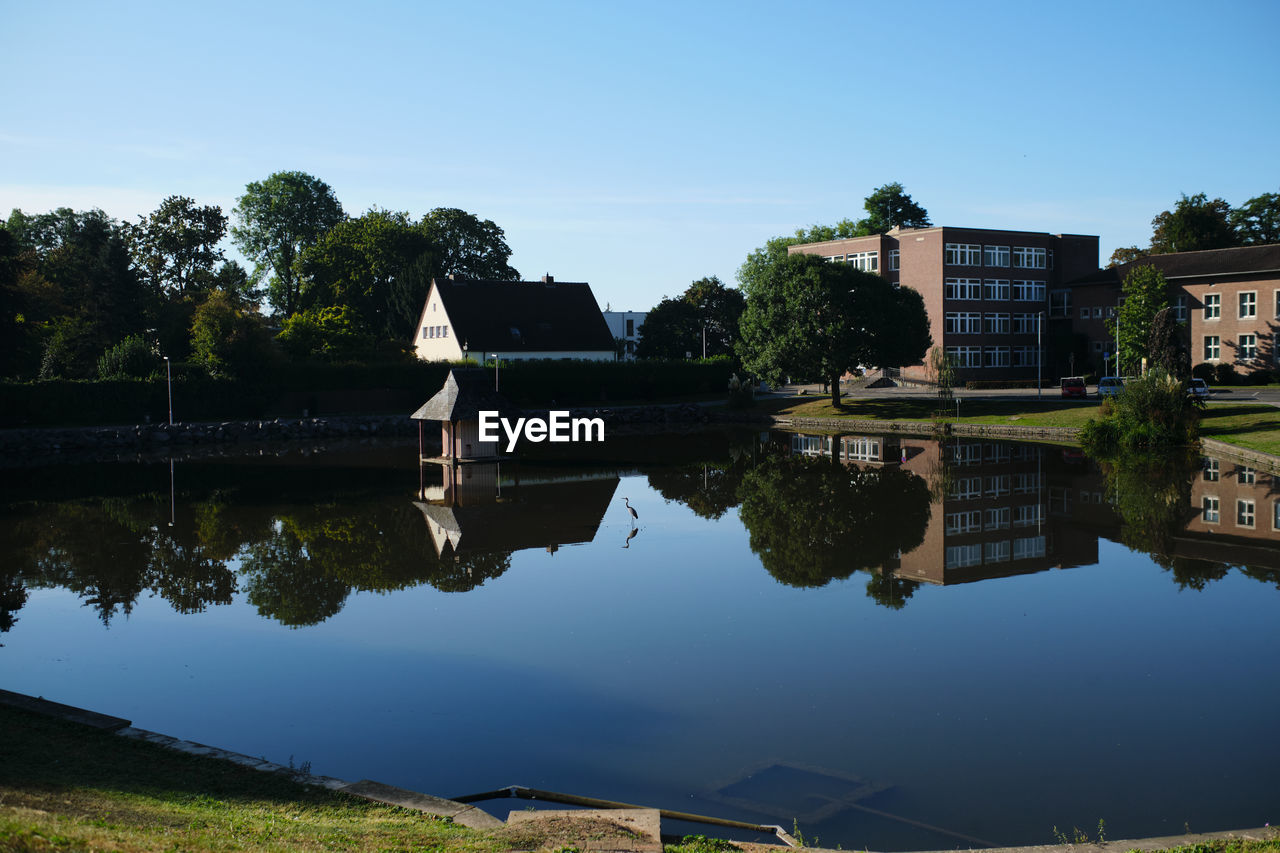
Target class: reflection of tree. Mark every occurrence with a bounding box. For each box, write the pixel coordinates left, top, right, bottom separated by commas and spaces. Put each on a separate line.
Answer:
1097, 452, 1198, 571
0, 570, 28, 636
424, 552, 512, 593
239, 529, 351, 628
864, 572, 919, 610
647, 463, 745, 520
1165, 556, 1231, 591
737, 455, 931, 599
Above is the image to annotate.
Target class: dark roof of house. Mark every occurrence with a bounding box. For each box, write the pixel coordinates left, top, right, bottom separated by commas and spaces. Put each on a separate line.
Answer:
432, 276, 615, 353
410, 368, 517, 422
1069, 243, 1280, 287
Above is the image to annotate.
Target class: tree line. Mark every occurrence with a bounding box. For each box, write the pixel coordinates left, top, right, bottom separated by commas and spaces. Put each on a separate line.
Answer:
1109, 189, 1279, 266
0, 170, 519, 381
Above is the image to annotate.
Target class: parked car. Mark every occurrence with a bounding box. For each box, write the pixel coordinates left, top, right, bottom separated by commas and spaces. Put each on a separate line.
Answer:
1188, 378, 1211, 400
1097, 376, 1125, 397
1060, 376, 1087, 398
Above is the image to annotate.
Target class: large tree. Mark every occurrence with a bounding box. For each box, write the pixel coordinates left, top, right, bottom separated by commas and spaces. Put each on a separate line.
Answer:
636, 275, 744, 359
859, 181, 931, 233
1229, 190, 1280, 245
1149, 193, 1238, 254
231, 171, 345, 316
129, 195, 228, 298
418, 207, 519, 281
1106, 264, 1169, 375
738, 252, 931, 406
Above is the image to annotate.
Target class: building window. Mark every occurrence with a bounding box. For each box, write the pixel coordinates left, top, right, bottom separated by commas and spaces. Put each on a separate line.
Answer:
950, 476, 982, 500
1240, 291, 1257, 318
945, 345, 982, 367
1275, 290, 1280, 319
1013, 280, 1046, 301
626, 319, 634, 336
985, 507, 1010, 530
944, 312, 981, 334
984, 541, 1011, 563
1172, 295, 1187, 322
945, 243, 982, 266
1237, 499, 1255, 528
1204, 293, 1220, 319
1013, 313, 1037, 334
945, 510, 982, 535
1049, 290, 1070, 317
843, 437, 881, 462
1093, 306, 1104, 318
887, 249, 899, 271
945, 278, 982, 300
1240, 333, 1257, 361
1012, 346, 1041, 368
1013, 504, 1042, 527
983, 279, 1010, 301
1079, 306, 1090, 320
1204, 336, 1220, 360
1202, 496, 1219, 524
1012, 247, 1047, 269
1092, 340, 1104, 353
984, 313, 1011, 334
984, 346, 1011, 368
1203, 458, 1219, 482
847, 251, 879, 271
985, 475, 1011, 497
1238, 466, 1256, 485
1048, 249, 1055, 270
826, 255, 843, 262
1012, 536, 1046, 559
945, 544, 983, 569
984, 245, 1010, 267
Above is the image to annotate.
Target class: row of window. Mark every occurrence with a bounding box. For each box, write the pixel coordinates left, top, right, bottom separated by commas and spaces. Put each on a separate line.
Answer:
1202, 459, 1262, 484
944, 243, 1053, 269
1201, 496, 1280, 530
945, 312, 1045, 335
949, 443, 1042, 465
945, 345, 1042, 368
827, 251, 880, 272
421, 324, 450, 340
945, 504, 1043, 534
949, 473, 1041, 498
1204, 291, 1280, 320
944, 278, 1047, 302
945, 536, 1045, 568
1203, 333, 1280, 362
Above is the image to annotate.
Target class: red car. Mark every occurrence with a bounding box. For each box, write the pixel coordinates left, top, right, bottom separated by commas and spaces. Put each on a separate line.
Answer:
1060, 376, 1087, 398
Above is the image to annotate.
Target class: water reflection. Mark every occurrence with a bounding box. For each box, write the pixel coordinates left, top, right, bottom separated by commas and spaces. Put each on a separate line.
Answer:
2, 432, 1279, 639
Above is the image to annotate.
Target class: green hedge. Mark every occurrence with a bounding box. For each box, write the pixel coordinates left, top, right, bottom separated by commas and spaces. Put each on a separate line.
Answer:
0, 358, 736, 427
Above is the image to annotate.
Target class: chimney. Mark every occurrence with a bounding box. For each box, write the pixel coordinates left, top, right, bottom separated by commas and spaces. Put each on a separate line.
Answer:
541, 273, 554, 284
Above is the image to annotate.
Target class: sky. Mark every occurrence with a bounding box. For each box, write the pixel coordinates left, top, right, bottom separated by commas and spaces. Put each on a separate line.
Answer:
3, 0, 1278, 314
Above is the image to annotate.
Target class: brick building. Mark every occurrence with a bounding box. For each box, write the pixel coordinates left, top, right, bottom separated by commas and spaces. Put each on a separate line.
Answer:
789, 226, 1099, 383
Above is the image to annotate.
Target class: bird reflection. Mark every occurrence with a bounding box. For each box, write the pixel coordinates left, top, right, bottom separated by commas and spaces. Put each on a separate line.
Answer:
623, 526, 639, 549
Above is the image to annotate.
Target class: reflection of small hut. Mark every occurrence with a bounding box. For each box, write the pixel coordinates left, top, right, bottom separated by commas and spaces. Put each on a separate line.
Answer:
411, 368, 519, 463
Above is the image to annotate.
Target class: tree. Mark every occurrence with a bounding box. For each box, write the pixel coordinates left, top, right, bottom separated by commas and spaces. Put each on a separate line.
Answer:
129, 195, 228, 298
636, 276, 745, 359
1106, 264, 1169, 375
1229, 190, 1280, 245
738, 252, 931, 406
1147, 306, 1189, 378
190, 290, 277, 378
418, 207, 519, 281
859, 181, 931, 234
1149, 193, 1238, 254
277, 305, 375, 361
231, 171, 345, 316
1107, 246, 1150, 267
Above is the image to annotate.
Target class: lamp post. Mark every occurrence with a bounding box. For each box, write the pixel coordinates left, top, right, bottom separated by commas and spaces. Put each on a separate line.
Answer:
163, 356, 173, 425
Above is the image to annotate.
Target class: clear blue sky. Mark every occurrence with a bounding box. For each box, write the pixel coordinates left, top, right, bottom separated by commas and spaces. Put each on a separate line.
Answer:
3, 0, 1278, 313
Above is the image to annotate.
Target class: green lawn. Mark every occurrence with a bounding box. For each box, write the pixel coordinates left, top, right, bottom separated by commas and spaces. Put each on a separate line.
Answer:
1198, 403, 1280, 456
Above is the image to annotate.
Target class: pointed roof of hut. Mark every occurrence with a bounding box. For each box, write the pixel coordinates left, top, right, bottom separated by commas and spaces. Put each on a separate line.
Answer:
410, 368, 518, 422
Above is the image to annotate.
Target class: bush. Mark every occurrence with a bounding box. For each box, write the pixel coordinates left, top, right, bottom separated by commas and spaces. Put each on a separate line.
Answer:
97, 335, 159, 380
1214, 362, 1238, 385
1191, 362, 1217, 383
1080, 369, 1202, 454
1244, 368, 1276, 385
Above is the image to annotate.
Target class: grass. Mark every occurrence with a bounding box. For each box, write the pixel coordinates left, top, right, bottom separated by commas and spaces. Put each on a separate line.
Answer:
1133, 839, 1280, 853
1198, 404, 1280, 456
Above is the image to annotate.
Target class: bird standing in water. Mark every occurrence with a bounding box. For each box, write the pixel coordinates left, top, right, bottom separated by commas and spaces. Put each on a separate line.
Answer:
623, 497, 638, 524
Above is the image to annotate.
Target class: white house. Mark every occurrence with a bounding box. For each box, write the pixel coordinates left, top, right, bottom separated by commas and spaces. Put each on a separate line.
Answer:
602, 310, 647, 360
412, 274, 616, 362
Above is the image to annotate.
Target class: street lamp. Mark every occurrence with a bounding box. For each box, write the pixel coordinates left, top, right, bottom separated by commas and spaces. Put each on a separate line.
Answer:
163, 356, 173, 425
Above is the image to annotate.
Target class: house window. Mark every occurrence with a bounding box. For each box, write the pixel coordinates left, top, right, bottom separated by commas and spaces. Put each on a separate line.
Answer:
985, 444, 1011, 463
1013, 313, 1037, 334
1240, 333, 1257, 361
984, 313, 1010, 334
983, 279, 1010, 301
984, 245, 1010, 267
984, 346, 1011, 368
889, 249, 900, 271
1237, 499, 1255, 527
945, 243, 982, 266
843, 437, 881, 462
1203, 458, 1219, 482
1240, 291, 1257, 318
1012, 535, 1046, 559
422, 326, 430, 339
1239, 466, 1256, 485
984, 541, 1011, 563
945, 510, 982, 535
1049, 290, 1070, 318
951, 476, 982, 500
1013, 280, 1046, 301
826, 255, 843, 262
1204, 336, 1220, 360
1274, 500, 1280, 531
1172, 295, 1187, 322
1093, 306, 1104, 318
945, 312, 981, 334
1275, 290, 1280, 319
945, 278, 982, 300
1202, 496, 1219, 524
1012, 247, 1047, 269
441, 326, 448, 337
847, 251, 879, 271
1013, 504, 1042, 527
1013, 346, 1041, 368
945, 345, 981, 367
1204, 293, 1220, 319
985, 475, 1011, 497
985, 507, 1010, 530
1079, 306, 1090, 320
945, 544, 983, 569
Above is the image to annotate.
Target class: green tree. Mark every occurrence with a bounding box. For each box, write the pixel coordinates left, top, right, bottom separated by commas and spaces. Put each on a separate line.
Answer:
738, 252, 930, 405
277, 305, 375, 361
1105, 264, 1169, 375
1080, 369, 1202, 453
129, 195, 229, 298
1149, 193, 1238, 254
190, 290, 277, 378
634, 296, 698, 359
418, 207, 519, 281
1147, 306, 1189, 378
1107, 245, 1150, 267
1229, 190, 1280, 245
859, 181, 931, 233
231, 171, 345, 316
97, 333, 159, 379
636, 276, 744, 359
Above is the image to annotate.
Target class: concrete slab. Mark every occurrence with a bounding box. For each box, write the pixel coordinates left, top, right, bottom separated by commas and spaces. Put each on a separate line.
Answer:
505, 808, 663, 853
339, 779, 503, 830
0, 689, 131, 731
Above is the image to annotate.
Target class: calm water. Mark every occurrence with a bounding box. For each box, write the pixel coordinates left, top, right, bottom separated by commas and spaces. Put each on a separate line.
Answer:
2, 430, 1277, 850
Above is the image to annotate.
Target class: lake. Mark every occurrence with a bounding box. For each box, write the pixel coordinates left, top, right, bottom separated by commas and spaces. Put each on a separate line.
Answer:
2, 429, 1277, 850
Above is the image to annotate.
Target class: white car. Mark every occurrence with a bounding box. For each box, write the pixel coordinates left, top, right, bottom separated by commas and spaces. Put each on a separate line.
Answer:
1189, 378, 1211, 400
1097, 376, 1125, 398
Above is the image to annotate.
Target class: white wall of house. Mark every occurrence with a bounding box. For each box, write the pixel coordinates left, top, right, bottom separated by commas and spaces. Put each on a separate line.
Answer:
602, 311, 647, 360
413, 283, 464, 361
480, 350, 614, 362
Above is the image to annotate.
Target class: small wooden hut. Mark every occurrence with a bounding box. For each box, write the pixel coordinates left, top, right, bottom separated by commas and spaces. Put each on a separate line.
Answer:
410, 368, 517, 463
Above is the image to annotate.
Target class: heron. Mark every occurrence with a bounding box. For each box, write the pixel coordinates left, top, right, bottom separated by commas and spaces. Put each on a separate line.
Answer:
623, 497, 638, 522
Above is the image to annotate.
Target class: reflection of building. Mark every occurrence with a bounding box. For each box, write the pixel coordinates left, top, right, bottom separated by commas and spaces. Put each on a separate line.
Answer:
1184, 457, 1280, 568
414, 463, 621, 559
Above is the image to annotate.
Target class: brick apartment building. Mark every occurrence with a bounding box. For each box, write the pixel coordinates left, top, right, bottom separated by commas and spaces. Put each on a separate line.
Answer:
789, 226, 1099, 383
1063, 243, 1280, 377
